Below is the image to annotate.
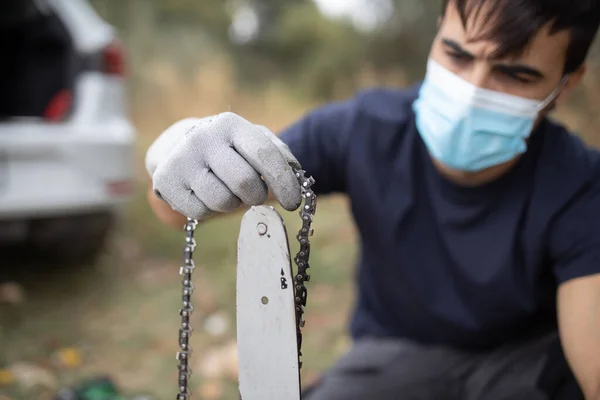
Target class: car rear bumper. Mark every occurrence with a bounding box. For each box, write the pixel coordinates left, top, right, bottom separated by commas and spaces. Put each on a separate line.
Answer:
0, 120, 135, 219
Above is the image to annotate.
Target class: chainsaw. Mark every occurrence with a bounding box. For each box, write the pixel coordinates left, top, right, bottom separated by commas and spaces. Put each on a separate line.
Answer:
174, 168, 317, 400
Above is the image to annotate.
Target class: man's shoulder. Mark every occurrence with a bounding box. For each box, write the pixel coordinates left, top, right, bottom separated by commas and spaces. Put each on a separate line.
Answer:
541, 119, 600, 183
351, 83, 420, 123
310, 83, 421, 128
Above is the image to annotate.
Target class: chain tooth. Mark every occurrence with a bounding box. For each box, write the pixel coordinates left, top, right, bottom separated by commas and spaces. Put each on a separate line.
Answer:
290, 168, 317, 373
175, 218, 198, 399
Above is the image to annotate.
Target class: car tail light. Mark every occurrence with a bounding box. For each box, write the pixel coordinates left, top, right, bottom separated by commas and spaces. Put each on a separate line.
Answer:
106, 180, 133, 196
102, 39, 126, 77
43, 89, 73, 122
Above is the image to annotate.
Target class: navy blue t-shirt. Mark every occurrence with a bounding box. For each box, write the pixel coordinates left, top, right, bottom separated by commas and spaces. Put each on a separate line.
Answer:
279, 83, 600, 350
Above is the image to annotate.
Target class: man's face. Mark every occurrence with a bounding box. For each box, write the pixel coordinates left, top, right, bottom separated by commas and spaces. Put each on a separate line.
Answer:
430, 1, 584, 106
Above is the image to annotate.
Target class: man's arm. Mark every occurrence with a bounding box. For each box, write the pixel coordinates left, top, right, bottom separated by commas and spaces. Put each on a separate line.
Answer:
147, 99, 356, 228
147, 182, 188, 229
557, 273, 600, 399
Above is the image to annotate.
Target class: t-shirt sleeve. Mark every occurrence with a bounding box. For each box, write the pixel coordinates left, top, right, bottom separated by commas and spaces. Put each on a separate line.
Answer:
549, 179, 600, 284
278, 99, 355, 195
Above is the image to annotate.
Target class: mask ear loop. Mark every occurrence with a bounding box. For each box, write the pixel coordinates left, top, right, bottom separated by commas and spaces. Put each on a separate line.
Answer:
537, 76, 569, 111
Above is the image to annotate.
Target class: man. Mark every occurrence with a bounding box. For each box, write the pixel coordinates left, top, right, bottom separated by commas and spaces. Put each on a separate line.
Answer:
145, 0, 600, 398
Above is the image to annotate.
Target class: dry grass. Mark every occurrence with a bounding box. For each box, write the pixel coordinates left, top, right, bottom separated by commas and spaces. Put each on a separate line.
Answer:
1, 57, 358, 399
132, 57, 318, 143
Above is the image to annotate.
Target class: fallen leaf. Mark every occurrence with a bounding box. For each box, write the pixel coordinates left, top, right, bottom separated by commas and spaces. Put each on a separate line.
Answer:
305, 313, 330, 329
0, 369, 15, 385
0, 282, 25, 304
222, 341, 238, 380
335, 336, 351, 356
203, 312, 229, 337
9, 362, 57, 390
137, 259, 179, 288
199, 380, 224, 400
198, 354, 219, 379
114, 237, 142, 261
310, 285, 335, 304
197, 340, 238, 380
53, 347, 82, 369
192, 269, 219, 314
302, 370, 321, 388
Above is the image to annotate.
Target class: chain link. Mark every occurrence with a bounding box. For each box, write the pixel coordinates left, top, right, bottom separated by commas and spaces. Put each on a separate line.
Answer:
176, 218, 198, 400
175, 168, 316, 398
291, 168, 317, 370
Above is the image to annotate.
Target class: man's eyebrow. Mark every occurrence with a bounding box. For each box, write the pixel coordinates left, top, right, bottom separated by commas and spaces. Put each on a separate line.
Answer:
441, 38, 545, 79
442, 39, 474, 57
493, 63, 545, 79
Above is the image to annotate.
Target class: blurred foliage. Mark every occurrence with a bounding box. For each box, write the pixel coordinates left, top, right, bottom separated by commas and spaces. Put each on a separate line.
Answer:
89, 0, 440, 99
90, 0, 600, 123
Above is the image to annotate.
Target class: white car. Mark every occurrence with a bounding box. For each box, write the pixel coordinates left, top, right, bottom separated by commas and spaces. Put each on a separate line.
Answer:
0, 0, 135, 264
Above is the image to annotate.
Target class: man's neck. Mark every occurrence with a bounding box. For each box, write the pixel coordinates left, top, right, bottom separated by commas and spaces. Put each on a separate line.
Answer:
431, 156, 522, 187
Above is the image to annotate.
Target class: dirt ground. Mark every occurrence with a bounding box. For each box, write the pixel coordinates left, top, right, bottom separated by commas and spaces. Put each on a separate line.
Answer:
0, 181, 358, 399
0, 57, 365, 399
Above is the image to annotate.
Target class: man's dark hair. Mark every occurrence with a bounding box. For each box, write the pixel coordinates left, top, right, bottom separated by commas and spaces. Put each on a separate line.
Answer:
441, 0, 600, 74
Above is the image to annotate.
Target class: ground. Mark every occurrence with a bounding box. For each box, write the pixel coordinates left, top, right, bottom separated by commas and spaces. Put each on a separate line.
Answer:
0, 58, 363, 400
0, 177, 358, 399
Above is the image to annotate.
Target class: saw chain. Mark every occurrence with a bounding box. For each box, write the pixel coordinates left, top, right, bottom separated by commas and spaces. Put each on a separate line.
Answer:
175, 168, 317, 400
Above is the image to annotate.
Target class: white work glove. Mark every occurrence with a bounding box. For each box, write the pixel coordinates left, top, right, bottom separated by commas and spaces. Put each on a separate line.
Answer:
145, 112, 302, 220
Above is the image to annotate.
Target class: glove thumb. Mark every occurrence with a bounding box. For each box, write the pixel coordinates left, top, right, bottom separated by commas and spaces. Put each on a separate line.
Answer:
145, 117, 207, 178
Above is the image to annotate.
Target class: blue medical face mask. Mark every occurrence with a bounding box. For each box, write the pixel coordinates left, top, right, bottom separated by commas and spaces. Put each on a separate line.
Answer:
413, 59, 566, 172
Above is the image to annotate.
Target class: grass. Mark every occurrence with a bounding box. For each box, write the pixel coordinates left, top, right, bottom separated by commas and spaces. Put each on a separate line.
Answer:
0, 185, 358, 400
0, 187, 357, 400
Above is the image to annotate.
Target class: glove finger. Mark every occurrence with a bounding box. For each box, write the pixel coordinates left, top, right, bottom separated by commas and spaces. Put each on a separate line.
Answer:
256, 125, 301, 169
189, 168, 242, 213
145, 117, 209, 178
208, 148, 268, 206
235, 131, 301, 211
153, 165, 212, 220
223, 122, 301, 210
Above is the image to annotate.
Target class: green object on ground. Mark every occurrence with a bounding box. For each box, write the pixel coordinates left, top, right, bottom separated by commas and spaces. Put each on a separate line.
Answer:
54, 377, 153, 400
76, 378, 124, 400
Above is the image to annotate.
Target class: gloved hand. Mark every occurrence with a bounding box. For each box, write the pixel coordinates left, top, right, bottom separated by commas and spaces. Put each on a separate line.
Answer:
145, 112, 302, 220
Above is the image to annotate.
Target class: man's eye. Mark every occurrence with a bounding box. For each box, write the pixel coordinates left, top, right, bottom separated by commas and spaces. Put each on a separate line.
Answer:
446, 51, 471, 63
499, 71, 533, 84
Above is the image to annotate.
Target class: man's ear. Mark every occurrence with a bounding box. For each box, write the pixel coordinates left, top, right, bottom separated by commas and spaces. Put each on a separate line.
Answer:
555, 63, 586, 106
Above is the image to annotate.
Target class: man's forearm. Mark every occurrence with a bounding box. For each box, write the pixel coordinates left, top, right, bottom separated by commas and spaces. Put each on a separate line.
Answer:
147, 184, 188, 229
557, 276, 600, 400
